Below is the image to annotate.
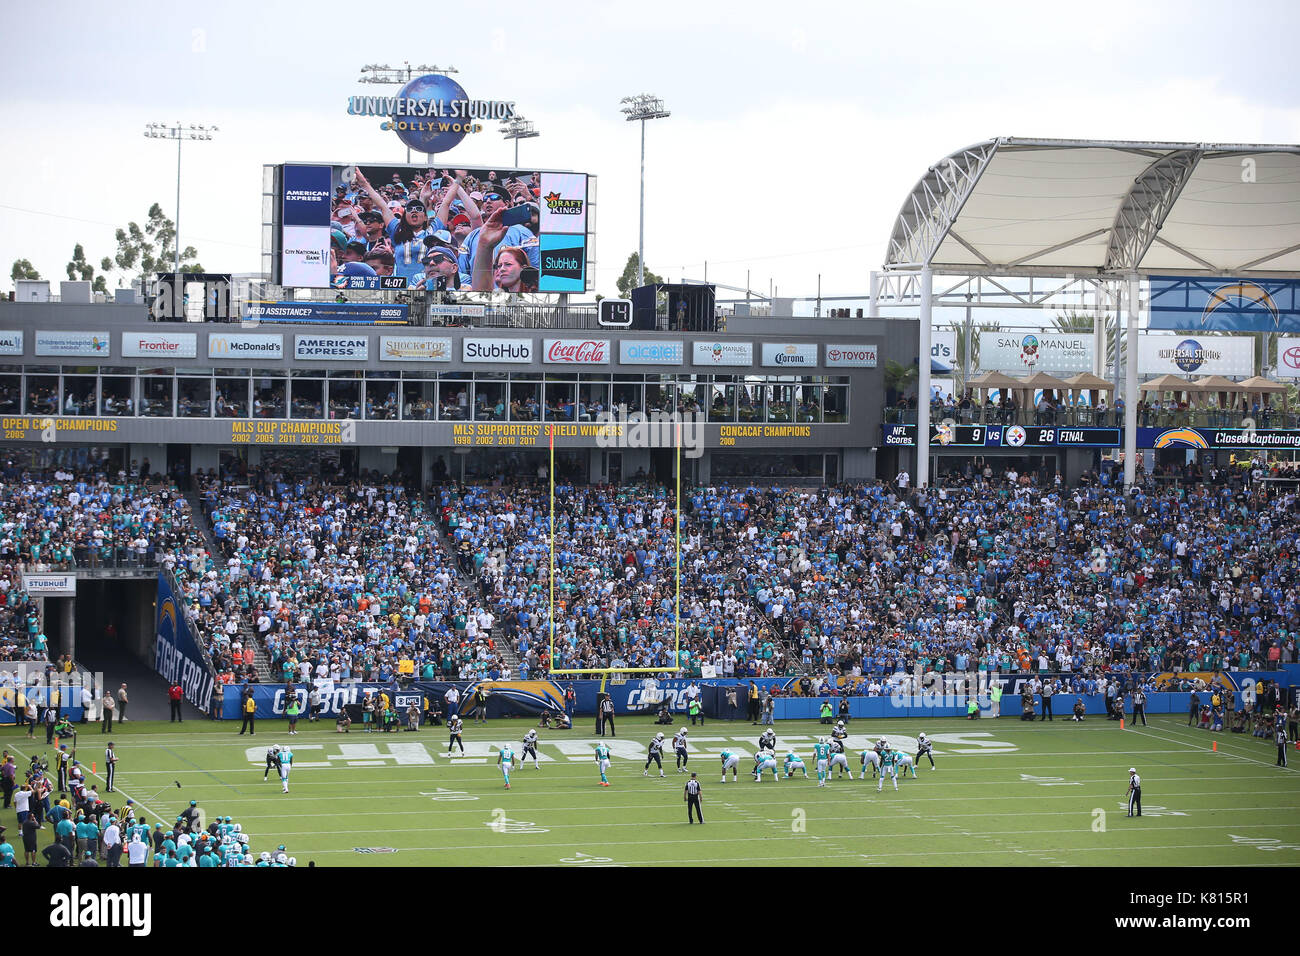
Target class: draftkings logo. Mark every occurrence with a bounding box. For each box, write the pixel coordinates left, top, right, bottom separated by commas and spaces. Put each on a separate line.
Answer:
544, 191, 583, 215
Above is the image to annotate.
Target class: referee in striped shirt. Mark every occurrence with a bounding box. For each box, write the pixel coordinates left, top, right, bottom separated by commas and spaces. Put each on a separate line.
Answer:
1127, 768, 1142, 817
684, 773, 703, 824
1278, 727, 1289, 768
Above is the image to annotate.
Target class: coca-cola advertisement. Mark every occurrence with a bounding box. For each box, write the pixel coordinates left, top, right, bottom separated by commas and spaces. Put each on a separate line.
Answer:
543, 338, 610, 364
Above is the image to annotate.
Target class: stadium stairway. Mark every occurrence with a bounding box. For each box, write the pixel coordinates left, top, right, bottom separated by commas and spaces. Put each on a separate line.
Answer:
426, 515, 524, 676
184, 486, 274, 683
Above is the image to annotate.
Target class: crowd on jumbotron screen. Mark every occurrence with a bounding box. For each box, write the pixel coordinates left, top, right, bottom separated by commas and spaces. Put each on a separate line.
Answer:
331, 165, 541, 293
2, 459, 1299, 703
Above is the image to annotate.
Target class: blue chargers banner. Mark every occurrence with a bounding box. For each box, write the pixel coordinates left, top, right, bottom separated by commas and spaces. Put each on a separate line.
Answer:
243, 301, 409, 324
213, 671, 1289, 720
1148, 276, 1300, 332
154, 573, 214, 713
282, 165, 333, 227
1141, 426, 1300, 451
220, 682, 400, 720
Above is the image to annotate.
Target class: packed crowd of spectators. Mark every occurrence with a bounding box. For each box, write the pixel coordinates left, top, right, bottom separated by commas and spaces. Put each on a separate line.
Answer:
200, 471, 502, 686
440, 483, 808, 677
4, 456, 1299, 699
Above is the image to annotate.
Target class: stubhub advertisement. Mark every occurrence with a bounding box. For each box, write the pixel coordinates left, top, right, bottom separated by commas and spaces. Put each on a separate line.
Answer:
539, 234, 585, 293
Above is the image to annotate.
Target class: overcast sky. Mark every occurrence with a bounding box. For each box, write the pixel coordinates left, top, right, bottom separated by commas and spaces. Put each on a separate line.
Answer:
2, 0, 1298, 302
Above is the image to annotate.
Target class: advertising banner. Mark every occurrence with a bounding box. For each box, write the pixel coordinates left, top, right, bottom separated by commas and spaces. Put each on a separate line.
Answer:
34, 331, 110, 358
761, 343, 818, 367
280, 225, 331, 288
542, 338, 609, 364
1276, 337, 1300, 378
619, 340, 683, 365
0, 331, 23, 356
379, 335, 453, 362
825, 344, 877, 368
1138, 335, 1254, 377
1148, 276, 1300, 332
154, 573, 214, 713
538, 172, 589, 234
931, 329, 956, 374
538, 234, 586, 293
462, 337, 534, 363
282, 165, 334, 226
207, 333, 284, 360
294, 335, 369, 361
692, 341, 754, 366
21, 573, 76, 596
429, 304, 485, 319
244, 302, 408, 324
978, 332, 1093, 373
122, 332, 197, 359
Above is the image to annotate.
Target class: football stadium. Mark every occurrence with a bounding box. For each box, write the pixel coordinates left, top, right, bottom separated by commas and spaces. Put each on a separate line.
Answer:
1, 6, 1299, 924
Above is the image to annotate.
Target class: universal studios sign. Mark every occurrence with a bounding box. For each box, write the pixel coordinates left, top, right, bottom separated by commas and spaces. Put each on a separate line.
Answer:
346, 72, 517, 155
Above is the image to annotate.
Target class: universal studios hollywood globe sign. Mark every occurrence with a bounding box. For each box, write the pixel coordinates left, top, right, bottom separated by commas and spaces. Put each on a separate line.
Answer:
347, 73, 517, 155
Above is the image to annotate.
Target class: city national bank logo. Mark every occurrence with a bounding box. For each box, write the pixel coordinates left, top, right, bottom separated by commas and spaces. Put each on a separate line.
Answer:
50, 888, 151, 936
1203, 281, 1280, 328
1153, 428, 1209, 449
1160, 338, 1221, 373
543, 191, 584, 215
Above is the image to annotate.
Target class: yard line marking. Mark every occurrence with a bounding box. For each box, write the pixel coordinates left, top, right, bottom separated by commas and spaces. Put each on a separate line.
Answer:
4, 740, 175, 826
1135, 723, 1300, 774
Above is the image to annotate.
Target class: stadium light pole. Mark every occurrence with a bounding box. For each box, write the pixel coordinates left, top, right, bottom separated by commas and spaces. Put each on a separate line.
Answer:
500, 115, 540, 168
620, 94, 670, 288
143, 122, 218, 279
359, 63, 458, 164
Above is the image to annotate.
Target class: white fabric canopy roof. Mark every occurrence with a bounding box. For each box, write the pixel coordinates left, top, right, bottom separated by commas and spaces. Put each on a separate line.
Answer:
885, 138, 1300, 277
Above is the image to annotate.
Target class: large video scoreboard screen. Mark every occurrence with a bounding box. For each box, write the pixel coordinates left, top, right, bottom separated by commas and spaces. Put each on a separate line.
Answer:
278, 162, 589, 294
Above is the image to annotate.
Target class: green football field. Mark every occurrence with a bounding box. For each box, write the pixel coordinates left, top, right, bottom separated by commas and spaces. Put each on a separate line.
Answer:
6, 715, 1299, 867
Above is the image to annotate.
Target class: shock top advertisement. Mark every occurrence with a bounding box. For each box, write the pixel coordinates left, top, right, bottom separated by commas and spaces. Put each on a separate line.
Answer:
279, 163, 588, 295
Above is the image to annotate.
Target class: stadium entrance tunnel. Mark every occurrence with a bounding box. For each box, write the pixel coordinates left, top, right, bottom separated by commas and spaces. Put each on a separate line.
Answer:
45, 576, 159, 667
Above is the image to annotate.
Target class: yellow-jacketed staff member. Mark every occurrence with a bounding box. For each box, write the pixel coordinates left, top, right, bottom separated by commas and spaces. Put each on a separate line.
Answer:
990, 683, 1002, 718
239, 694, 257, 736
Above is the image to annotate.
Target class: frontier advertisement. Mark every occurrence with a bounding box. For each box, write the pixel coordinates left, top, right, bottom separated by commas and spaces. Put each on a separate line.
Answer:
280, 162, 590, 294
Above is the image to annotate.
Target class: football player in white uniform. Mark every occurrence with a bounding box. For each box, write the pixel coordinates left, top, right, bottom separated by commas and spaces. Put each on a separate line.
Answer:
860, 746, 881, 779
828, 737, 854, 780
644, 732, 666, 777
753, 747, 781, 782
522, 729, 541, 769
916, 732, 935, 770
672, 728, 690, 772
